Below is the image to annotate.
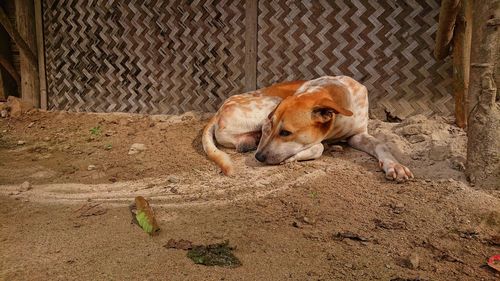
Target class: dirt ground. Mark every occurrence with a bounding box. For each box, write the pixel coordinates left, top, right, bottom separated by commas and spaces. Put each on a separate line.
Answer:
0, 110, 499, 281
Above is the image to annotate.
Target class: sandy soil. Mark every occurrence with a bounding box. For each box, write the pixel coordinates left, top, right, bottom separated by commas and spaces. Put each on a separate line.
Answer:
0, 110, 499, 281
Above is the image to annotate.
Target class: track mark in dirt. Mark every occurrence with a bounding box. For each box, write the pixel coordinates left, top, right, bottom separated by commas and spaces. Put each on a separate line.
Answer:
0, 159, 331, 207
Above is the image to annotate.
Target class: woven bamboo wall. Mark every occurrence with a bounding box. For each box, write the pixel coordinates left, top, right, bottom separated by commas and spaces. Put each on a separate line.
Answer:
43, 0, 453, 118
43, 0, 247, 114
257, 0, 453, 118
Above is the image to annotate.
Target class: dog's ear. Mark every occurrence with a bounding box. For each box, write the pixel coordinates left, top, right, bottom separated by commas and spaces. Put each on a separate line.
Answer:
267, 107, 277, 119
312, 98, 353, 123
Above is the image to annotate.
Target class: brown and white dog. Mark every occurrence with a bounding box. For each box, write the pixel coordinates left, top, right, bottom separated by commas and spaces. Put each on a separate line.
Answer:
202, 76, 413, 182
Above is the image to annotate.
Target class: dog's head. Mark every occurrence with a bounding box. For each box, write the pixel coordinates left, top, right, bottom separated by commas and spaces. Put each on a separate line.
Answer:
255, 86, 353, 164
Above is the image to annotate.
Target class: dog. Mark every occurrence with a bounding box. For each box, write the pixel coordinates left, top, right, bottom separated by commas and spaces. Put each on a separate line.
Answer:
202, 76, 413, 182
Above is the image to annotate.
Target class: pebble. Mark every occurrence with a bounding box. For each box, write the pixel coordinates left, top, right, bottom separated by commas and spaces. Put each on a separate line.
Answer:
408, 253, 420, 269
128, 143, 146, 155
19, 181, 31, 192
329, 145, 344, 152
87, 165, 97, 171
302, 216, 314, 224
43, 136, 51, 141
27, 122, 35, 128
408, 134, 426, 143
17, 140, 26, 145
167, 176, 180, 183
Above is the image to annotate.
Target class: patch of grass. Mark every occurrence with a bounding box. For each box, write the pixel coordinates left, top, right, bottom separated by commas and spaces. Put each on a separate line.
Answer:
187, 241, 241, 268
89, 126, 101, 136
310, 191, 318, 199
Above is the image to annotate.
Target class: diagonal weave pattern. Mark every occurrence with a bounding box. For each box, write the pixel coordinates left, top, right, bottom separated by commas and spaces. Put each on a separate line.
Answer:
257, 0, 453, 118
43, 0, 246, 114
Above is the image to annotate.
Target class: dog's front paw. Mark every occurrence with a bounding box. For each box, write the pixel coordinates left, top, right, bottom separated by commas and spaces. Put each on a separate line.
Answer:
380, 161, 413, 182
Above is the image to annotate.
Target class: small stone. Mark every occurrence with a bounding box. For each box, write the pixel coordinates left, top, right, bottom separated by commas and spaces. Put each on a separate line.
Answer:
6, 96, 33, 118
43, 136, 51, 141
167, 176, 180, 183
397, 124, 430, 136
329, 145, 344, 152
128, 143, 146, 155
302, 216, 314, 224
410, 152, 424, 160
87, 165, 97, 171
17, 140, 26, 145
292, 221, 302, 228
450, 156, 466, 171
408, 253, 420, 269
0, 109, 8, 118
27, 122, 35, 128
19, 181, 31, 192
402, 114, 427, 125
408, 134, 426, 143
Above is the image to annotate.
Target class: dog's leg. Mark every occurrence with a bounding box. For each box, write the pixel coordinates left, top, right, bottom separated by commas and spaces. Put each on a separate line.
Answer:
235, 131, 262, 153
348, 132, 413, 182
283, 143, 324, 163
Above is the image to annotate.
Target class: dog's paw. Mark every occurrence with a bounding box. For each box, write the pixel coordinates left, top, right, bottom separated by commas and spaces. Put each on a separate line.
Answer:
380, 161, 413, 182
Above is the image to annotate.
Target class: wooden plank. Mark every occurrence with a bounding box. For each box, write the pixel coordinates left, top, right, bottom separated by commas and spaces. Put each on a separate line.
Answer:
451, 0, 473, 128
434, 0, 460, 60
15, 0, 40, 107
0, 11, 18, 100
35, 0, 47, 110
0, 54, 20, 84
244, 0, 258, 92
0, 5, 37, 69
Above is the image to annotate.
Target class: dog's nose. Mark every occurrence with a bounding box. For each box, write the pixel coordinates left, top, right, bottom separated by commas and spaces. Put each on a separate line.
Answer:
255, 152, 266, 162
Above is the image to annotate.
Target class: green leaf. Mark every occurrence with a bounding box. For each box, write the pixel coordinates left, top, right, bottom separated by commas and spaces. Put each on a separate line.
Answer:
136, 211, 153, 233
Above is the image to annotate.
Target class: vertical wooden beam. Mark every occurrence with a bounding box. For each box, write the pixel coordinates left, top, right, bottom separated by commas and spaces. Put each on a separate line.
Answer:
16, 0, 40, 107
34, 0, 47, 109
434, 0, 460, 60
244, 0, 258, 92
466, 0, 500, 189
451, 0, 473, 128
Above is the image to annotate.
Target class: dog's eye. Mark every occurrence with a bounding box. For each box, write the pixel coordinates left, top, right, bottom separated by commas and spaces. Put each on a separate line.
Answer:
279, 130, 292, 137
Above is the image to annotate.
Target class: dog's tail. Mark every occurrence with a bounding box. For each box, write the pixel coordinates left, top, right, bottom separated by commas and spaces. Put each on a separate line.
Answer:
202, 116, 234, 176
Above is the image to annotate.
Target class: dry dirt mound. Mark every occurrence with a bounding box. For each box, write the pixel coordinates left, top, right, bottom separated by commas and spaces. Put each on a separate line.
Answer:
1, 111, 499, 281
0, 110, 469, 207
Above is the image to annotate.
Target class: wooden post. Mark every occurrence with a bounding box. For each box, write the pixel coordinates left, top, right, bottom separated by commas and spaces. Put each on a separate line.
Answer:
35, 0, 47, 109
15, 0, 40, 107
451, 0, 473, 128
244, 0, 258, 92
434, 0, 460, 60
466, 0, 500, 189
